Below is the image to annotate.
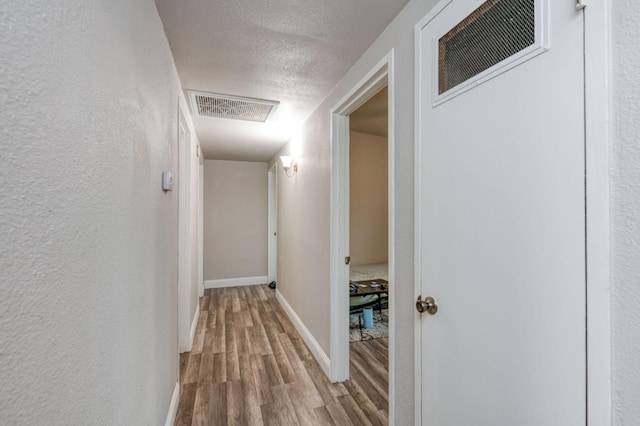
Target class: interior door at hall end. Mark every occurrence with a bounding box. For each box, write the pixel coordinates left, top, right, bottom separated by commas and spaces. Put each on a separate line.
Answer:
417, 0, 586, 425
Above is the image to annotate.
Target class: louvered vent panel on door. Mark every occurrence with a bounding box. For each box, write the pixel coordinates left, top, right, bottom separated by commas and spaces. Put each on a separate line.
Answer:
189, 91, 279, 122
439, 0, 536, 95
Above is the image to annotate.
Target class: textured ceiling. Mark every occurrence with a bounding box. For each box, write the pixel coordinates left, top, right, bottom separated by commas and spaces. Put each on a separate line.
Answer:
155, 0, 409, 161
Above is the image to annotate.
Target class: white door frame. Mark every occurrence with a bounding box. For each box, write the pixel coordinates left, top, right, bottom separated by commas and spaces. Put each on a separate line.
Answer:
412, 1, 611, 424
329, 50, 395, 406
583, 1, 611, 423
198, 156, 204, 297
268, 163, 278, 284
177, 106, 192, 353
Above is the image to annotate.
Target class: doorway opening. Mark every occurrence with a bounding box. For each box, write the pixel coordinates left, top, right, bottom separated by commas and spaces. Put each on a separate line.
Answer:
330, 52, 395, 418
348, 85, 390, 411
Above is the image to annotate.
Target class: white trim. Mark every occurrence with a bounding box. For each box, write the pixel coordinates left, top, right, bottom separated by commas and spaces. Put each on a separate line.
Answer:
164, 382, 180, 426
177, 106, 192, 354
413, 3, 453, 423
329, 51, 395, 409
198, 159, 205, 297
584, 1, 611, 424
188, 308, 200, 352
414, 17, 424, 426
204, 276, 268, 289
329, 96, 351, 383
386, 53, 397, 426
276, 289, 331, 377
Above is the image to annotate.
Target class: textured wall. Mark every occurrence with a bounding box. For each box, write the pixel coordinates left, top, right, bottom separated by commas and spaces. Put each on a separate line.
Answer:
203, 160, 268, 281
274, 1, 438, 423
0, 0, 194, 423
350, 131, 389, 267
611, 0, 640, 423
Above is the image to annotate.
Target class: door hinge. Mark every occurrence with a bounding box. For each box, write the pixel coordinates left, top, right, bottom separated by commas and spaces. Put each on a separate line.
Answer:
576, 0, 586, 10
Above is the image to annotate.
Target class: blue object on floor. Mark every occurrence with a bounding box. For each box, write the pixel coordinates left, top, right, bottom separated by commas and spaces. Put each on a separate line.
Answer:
363, 307, 374, 329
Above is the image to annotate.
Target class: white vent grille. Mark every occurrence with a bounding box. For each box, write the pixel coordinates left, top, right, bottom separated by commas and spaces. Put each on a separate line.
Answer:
439, 0, 535, 94
188, 91, 279, 122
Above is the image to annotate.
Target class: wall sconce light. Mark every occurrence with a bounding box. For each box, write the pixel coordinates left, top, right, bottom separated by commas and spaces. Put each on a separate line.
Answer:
280, 156, 298, 177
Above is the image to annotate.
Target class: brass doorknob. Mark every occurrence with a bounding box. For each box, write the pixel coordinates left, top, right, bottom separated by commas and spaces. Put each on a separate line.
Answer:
416, 296, 438, 315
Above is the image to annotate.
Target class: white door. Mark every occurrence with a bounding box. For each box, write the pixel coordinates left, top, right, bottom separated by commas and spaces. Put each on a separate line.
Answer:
417, 0, 586, 424
267, 165, 278, 283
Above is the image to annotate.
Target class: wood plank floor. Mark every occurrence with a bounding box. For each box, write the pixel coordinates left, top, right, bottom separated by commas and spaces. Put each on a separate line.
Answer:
175, 285, 388, 425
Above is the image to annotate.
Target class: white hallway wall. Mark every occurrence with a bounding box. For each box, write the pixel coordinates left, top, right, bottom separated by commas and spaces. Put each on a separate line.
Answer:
611, 0, 640, 423
203, 160, 268, 283
275, 0, 640, 424
0, 0, 199, 424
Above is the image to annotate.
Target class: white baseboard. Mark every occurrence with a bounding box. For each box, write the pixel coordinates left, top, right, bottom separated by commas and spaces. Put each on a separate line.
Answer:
275, 289, 331, 378
180, 309, 200, 353
189, 308, 200, 347
164, 381, 179, 426
204, 276, 268, 289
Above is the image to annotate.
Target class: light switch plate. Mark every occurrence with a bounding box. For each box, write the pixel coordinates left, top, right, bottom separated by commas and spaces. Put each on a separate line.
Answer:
162, 171, 173, 191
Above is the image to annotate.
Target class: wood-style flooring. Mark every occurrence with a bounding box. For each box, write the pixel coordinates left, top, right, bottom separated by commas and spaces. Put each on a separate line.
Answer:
175, 285, 388, 425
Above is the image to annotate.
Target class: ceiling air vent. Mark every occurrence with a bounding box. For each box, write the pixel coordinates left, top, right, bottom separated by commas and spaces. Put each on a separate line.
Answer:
188, 91, 279, 122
